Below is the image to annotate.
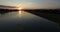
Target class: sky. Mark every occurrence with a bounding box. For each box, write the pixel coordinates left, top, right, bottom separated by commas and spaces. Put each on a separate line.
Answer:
0, 0, 60, 9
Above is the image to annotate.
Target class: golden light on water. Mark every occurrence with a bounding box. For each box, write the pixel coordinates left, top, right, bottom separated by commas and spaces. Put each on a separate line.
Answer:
18, 11, 25, 17
19, 11, 22, 15
18, 11, 26, 16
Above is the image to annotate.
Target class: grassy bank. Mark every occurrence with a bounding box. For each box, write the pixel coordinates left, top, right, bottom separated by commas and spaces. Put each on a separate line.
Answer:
24, 9, 60, 25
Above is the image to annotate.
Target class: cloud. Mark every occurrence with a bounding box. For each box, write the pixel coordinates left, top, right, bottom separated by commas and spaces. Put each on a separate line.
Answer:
0, 5, 16, 8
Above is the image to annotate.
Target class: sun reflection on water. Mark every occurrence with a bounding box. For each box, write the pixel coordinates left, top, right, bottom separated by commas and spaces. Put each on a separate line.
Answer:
19, 11, 22, 15
17, 11, 26, 17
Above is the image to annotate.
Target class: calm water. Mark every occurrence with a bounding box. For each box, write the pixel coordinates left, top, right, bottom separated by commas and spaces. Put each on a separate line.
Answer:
0, 11, 60, 32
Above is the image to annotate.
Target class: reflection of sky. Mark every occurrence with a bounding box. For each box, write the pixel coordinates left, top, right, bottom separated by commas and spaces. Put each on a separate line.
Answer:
0, 0, 60, 9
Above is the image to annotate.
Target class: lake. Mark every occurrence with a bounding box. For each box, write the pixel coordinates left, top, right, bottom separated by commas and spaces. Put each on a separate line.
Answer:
0, 11, 60, 32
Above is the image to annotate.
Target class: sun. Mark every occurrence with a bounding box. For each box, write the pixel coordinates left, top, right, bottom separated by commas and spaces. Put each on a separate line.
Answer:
19, 8, 22, 10
18, 7, 22, 10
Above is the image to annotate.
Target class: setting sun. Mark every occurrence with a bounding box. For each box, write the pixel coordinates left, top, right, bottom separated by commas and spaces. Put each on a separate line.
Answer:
17, 7, 22, 10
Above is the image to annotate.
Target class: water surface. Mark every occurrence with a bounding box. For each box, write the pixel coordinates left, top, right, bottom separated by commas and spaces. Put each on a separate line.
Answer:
0, 11, 60, 32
